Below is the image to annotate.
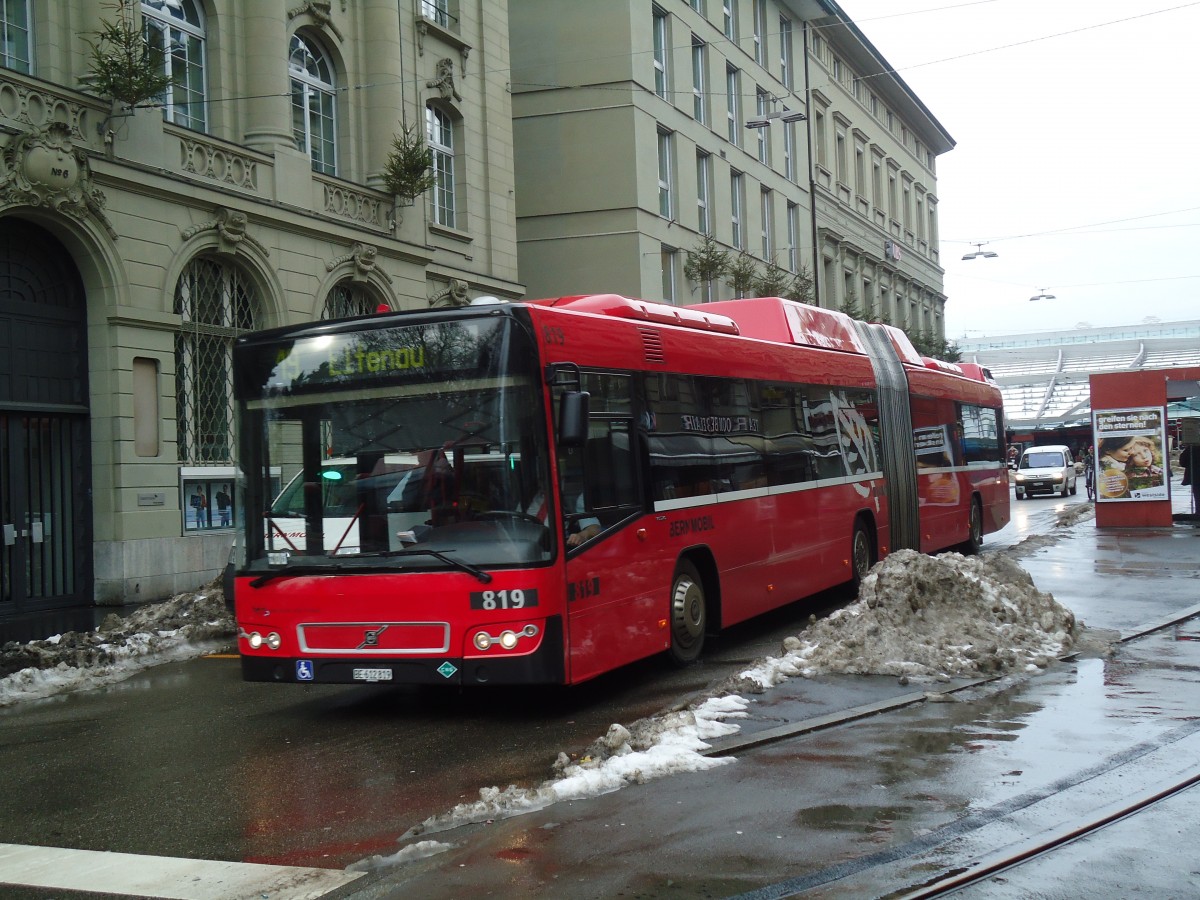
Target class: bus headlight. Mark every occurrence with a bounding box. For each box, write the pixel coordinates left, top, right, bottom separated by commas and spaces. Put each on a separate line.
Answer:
471, 624, 539, 653
243, 630, 281, 650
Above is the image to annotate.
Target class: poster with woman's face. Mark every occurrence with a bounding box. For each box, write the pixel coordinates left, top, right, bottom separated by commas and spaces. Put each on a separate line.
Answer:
1092, 407, 1169, 501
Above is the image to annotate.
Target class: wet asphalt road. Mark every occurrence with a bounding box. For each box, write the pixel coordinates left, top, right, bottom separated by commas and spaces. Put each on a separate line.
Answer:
337, 484, 1200, 898
2, 484, 1198, 899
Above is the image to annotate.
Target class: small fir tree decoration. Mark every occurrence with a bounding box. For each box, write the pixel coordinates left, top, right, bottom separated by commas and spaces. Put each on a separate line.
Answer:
382, 123, 436, 203
84, 0, 172, 108
683, 233, 731, 285
726, 251, 759, 298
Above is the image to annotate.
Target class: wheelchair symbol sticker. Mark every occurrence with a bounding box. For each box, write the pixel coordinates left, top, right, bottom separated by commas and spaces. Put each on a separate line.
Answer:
296, 660, 314, 681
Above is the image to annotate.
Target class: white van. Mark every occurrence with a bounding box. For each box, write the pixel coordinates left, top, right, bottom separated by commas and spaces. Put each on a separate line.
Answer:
1014, 444, 1077, 499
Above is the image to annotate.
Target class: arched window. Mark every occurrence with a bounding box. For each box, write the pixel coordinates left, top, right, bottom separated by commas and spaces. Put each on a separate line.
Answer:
321, 281, 379, 320
426, 105, 455, 227
289, 33, 337, 174
174, 258, 260, 463
142, 0, 206, 131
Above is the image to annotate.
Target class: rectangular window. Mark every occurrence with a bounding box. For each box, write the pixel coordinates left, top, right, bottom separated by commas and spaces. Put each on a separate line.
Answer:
696, 150, 712, 234
786, 201, 799, 272
730, 170, 744, 250
779, 17, 793, 89
689, 0, 705, 11
855, 142, 865, 196
752, 0, 766, 65
427, 106, 455, 228
661, 246, 678, 304
692, 37, 707, 123
783, 120, 795, 182
760, 188, 773, 260
723, 0, 736, 40
657, 129, 674, 219
960, 404, 1002, 464
814, 110, 826, 168
872, 157, 883, 208
0, 0, 32, 73
653, 6, 669, 98
726, 65, 740, 145
421, 0, 450, 28
756, 87, 769, 164
835, 130, 846, 185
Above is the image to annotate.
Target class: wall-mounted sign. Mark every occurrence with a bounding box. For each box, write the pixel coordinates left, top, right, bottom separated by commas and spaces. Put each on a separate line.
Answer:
1092, 406, 1168, 501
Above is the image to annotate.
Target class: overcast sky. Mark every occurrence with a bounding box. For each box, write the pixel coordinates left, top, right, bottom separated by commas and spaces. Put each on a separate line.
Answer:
836, 0, 1200, 339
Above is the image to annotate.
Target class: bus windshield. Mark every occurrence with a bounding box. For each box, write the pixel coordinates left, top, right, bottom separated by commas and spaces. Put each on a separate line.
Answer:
236, 315, 553, 571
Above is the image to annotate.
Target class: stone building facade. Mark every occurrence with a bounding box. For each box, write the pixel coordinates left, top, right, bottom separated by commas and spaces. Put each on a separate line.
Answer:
0, 0, 520, 640
508, 0, 951, 336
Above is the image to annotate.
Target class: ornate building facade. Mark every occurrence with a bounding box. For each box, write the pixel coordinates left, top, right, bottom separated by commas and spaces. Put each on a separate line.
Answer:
0, 0, 520, 640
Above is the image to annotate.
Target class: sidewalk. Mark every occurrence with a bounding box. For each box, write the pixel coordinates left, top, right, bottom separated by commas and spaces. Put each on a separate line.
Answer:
340, 493, 1200, 899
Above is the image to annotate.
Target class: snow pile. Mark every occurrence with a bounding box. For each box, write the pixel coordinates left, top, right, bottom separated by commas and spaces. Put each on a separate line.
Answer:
736, 549, 1077, 689
363, 695, 747, 863
0, 585, 235, 707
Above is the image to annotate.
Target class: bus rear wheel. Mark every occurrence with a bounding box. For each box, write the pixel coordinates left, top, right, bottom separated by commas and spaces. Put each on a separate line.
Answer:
668, 559, 706, 666
963, 498, 984, 554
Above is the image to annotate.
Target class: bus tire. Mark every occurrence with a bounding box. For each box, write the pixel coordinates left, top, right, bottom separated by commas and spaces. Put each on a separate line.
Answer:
963, 498, 984, 555
668, 559, 706, 666
850, 519, 876, 592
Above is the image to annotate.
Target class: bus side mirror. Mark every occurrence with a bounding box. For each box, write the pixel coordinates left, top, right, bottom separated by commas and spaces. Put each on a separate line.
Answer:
558, 391, 590, 447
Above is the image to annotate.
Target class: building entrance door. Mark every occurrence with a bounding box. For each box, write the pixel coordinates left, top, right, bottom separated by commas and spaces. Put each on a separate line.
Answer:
0, 219, 93, 627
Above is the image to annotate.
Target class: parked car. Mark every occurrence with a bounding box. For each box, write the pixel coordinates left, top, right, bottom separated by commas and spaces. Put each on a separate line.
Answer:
1014, 444, 1078, 499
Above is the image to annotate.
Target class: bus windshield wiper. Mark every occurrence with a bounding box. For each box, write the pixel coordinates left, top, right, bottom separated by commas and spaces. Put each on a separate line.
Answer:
371, 548, 493, 584
249, 560, 346, 587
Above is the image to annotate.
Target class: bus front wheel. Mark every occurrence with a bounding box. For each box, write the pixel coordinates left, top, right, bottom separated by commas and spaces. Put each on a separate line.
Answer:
850, 520, 876, 592
668, 559, 706, 666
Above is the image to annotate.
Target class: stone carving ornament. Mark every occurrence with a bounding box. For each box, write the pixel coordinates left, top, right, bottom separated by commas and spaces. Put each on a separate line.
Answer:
0, 121, 117, 238
181, 206, 269, 257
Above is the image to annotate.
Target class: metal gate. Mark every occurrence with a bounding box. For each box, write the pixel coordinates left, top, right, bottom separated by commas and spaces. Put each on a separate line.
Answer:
0, 218, 93, 627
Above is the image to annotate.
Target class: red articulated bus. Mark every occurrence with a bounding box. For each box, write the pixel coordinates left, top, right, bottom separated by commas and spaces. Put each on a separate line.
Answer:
231, 294, 1009, 686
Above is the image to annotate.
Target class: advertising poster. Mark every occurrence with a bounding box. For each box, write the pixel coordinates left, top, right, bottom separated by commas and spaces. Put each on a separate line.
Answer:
913, 425, 960, 506
1092, 406, 1169, 502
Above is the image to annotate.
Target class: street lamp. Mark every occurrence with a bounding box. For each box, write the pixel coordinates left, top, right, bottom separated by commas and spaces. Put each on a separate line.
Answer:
745, 105, 807, 129
961, 242, 998, 260
1029, 288, 1056, 301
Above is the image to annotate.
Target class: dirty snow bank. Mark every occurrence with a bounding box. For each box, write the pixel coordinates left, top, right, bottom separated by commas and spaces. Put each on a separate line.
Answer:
0, 585, 235, 706
735, 549, 1077, 690
354, 694, 748, 868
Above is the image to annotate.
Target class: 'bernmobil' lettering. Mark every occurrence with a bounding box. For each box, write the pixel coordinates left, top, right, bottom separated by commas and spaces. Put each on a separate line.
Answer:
669, 515, 715, 538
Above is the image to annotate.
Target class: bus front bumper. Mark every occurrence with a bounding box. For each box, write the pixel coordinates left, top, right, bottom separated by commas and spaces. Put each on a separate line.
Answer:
239, 616, 565, 686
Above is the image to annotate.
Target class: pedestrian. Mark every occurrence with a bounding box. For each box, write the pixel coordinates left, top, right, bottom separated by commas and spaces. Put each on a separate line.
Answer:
190, 488, 207, 528
216, 485, 232, 527
1183, 444, 1200, 509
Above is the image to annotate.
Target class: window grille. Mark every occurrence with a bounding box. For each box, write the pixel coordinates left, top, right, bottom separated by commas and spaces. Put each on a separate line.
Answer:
174, 258, 259, 464
322, 281, 377, 320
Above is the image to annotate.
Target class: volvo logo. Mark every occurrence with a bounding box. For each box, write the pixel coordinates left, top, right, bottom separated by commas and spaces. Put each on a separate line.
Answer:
357, 625, 389, 650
